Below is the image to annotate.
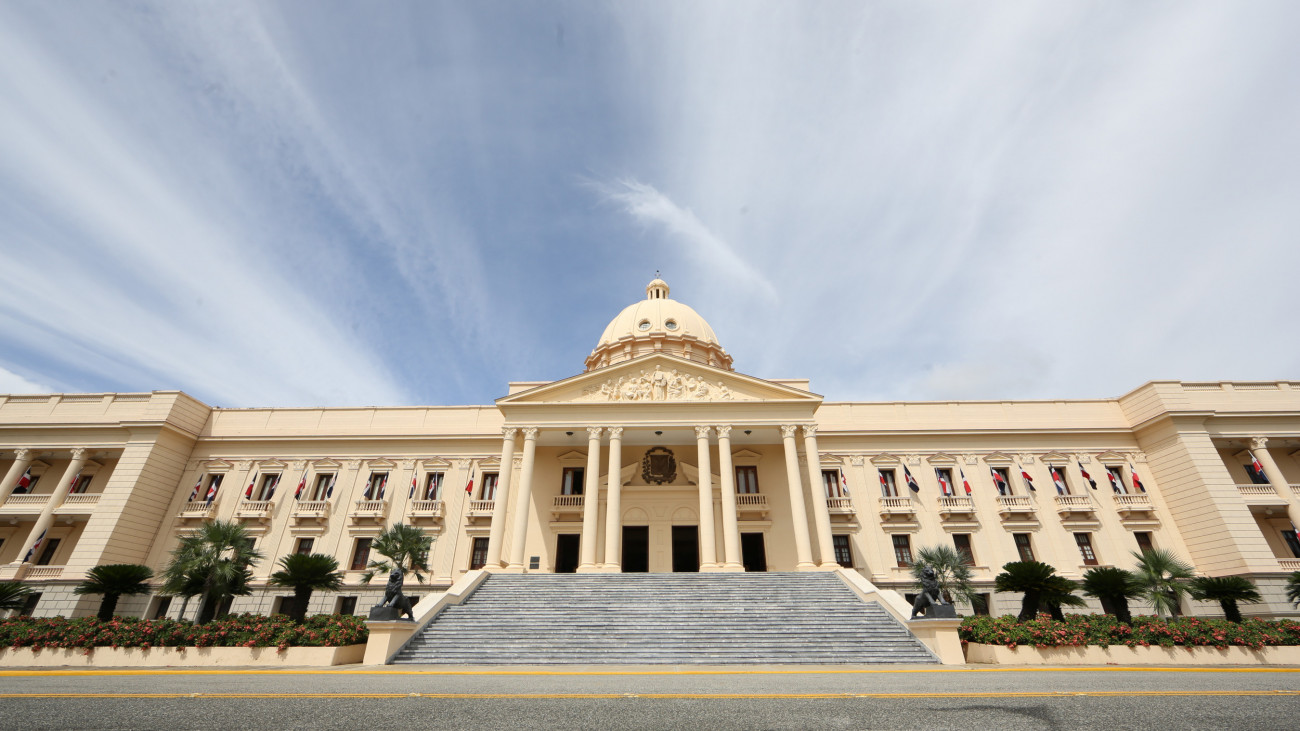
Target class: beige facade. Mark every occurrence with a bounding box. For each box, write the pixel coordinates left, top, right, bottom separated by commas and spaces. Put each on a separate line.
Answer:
2, 280, 1299, 620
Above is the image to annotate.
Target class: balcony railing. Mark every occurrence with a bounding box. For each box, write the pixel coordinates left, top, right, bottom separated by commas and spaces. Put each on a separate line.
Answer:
1236, 483, 1289, 506
735, 494, 769, 515
235, 499, 274, 522
1237, 483, 1280, 497
1279, 558, 1300, 571
879, 497, 915, 518
468, 500, 495, 517
1054, 495, 1096, 515
177, 501, 216, 520
351, 499, 388, 521
1112, 493, 1155, 516
24, 566, 64, 580
937, 496, 976, 516
826, 497, 855, 513
59, 493, 101, 509
291, 500, 330, 522
553, 495, 584, 509
996, 495, 1035, 514
408, 500, 444, 519
1, 494, 51, 510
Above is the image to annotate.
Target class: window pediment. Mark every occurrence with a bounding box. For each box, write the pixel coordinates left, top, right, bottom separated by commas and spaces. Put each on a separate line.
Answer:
870, 453, 902, 467
1094, 451, 1127, 466
983, 452, 1014, 467
925, 453, 958, 467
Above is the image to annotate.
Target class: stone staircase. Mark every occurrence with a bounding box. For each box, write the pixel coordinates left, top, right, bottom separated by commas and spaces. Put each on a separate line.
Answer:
392, 572, 938, 664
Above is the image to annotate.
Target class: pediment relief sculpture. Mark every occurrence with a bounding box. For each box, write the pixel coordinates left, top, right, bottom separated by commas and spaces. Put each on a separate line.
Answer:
576, 366, 752, 403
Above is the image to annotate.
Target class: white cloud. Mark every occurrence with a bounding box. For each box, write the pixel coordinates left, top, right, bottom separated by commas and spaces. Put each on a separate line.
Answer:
0, 366, 52, 395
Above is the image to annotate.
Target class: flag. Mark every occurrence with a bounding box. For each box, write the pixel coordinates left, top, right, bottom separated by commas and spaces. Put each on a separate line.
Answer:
840, 472, 851, 497
465, 472, 475, 495
1249, 451, 1270, 483
1050, 467, 1067, 495
265, 474, 279, 500
15, 468, 31, 493
935, 468, 952, 496
409, 473, 418, 500
189, 477, 202, 502
23, 529, 46, 563
1078, 460, 1098, 490
990, 466, 1009, 495
205, 477, 219, 504
1129, 464, 1146, 493
1019, 465, 1036, 492
903, 465, 921, 493
68, 472, 82, 493
244, 473, 257, 500
1107, 469, 1123, 494
376, 474, 387, 500
294, 473, 307, 501
1292, 522, 1300, 543
425, 474, 440, 500
878, 472, 888, 493
324, 474, 336, 499
362, 475, 373, 500
959, 468, 972, 495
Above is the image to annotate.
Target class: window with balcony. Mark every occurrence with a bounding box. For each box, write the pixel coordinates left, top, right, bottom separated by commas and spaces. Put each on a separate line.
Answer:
823, 470, 847, 498
36, 538, 61, 566
363, 472, 388, 500
1075, 533, 1098, 565
350, 538, 372, 571
14, 473, 39, 494
1134, 532, 1155, 554
953, 534, 975, 566
833, 535, 853, 567
295, 538, 315, 555
198, 473, 223, 501
470, 537, 489, 569
254, 473, 280, 501
1013, 533, 1035, 562
1105, 466, 1126, 494
934, 468, 954, 496
1245, 462, 1271, 485
311, 473, 335, 500
423, 472, 444, 500
892, 534, 913, 567
70, 475, 93, 494
1049, 466, 1071, 495
735, 466, 760, 494
480, 473, 499, 500
562, 467, 585, 496
879, 469, 898, 497
991, 467, 1012, 496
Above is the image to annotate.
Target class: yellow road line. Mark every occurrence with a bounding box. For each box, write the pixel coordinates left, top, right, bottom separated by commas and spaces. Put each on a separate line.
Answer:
0, 690, 1297, 699
3, 666, 1299, 677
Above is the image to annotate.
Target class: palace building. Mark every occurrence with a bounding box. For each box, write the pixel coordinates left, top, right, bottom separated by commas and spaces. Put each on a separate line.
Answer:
2, 278, 1299, 620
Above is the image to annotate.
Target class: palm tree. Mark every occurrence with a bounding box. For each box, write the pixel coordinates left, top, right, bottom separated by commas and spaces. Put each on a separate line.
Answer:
1132, 549, 1194, 617
1287, 571, 1300, 608
994, 561, 1072, 621
74, 564, 154, 620
908, 544, 985, 612
360, 523, 433, 585
161, 520, 263, 624
1188, 575, 1263, 623
269, 553, 344, 623
1081, 566, 1144, 624
1040, 575, 1088, 621
0, 581, 33, 613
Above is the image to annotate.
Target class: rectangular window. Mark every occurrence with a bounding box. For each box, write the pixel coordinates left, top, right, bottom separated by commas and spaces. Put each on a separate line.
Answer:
1049, 465, 1071, 495
15, 474, 40, 494
36, 538, 61, 566
1246, 462, 1271, 485
71, 475, 93, 494
364, 472, 389, 500
1282, 530, 1300, 559
470, 537, 489, 570
256, 474, 280, 501
1013, 533, 1035, 562
832, 535, 853, 567
480, 473, 499, 501
953, 534, 975, 566
152, 596, 172, 620
335, 596, 358, 615
1134, 532, 1155, 554
295, 537, 315, 555
934, 468, 954, 496
892, 535, 913, 567
350, 538, 372, 571
202, 473, 223, 500
823, 470, 845, 498
974, 593, 992, 616
312, 473, 335, 500
879, 469, 898, 497
19, 592, 41, 616
1075, 533, 1098, 565
992, 467, 1012, 495
735, 466, 759, 494
562, 467, 585, 496
1106, 466, 1126, 494
423, 472, 444, 501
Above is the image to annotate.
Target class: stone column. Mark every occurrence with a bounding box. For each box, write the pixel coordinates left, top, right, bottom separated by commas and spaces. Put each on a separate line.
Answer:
1250, 437, 1291, 490
15, 448, 87, 564
695, 426, 718, 569
781, 426, 816, 569
578, 427, 603, 572
0, 448, 34, 505
802, 425, 837, 568
484, 428, 517, 569
715, 426, 743, 570
507, 428, 540, 571
602, 427, 624, 572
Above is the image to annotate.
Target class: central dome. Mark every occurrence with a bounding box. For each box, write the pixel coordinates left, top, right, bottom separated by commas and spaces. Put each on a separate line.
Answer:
585, 279, 734, 372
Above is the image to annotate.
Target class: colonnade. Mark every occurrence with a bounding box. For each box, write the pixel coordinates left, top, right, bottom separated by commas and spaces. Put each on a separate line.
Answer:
0, 447, 90, 566
482, 424, 839, 572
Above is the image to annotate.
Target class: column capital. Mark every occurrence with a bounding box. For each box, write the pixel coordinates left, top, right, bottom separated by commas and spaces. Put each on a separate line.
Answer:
502, 427, 518, 439
12, 448, 30, 461
1251, 436, 1269, 450
801, 424, 818, 438
780, 425, 799, 439
521, 427, 539, 440
694, 425, 713, 439
714, 425, 732, 439
608, 427, 624, 439
586, 426, 603, 439
69, 447, 87, 460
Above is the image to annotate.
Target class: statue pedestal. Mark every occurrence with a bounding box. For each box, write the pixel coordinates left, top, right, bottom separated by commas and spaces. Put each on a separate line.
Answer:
920, 604, 958, 619
363, 620, 418, 665
367, 606, 413, 622
907, 618, 965, 664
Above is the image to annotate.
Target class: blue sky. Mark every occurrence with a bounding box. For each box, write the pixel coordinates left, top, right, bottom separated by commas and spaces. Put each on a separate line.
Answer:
1, 1, 1298, 408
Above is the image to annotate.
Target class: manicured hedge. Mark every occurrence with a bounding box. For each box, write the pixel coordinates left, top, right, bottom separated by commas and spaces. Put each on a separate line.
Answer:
959, 614, 1300, 650
0, 613, 368, 652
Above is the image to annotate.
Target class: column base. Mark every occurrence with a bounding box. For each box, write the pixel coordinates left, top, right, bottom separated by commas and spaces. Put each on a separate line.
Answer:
795, 562, 819, 571
816, 562, 843, 571
596, 564, 622, 573
499, 564, 527, 574
716, 563, 745, 572
576, 563, 601, 573
698, 563, 727, 572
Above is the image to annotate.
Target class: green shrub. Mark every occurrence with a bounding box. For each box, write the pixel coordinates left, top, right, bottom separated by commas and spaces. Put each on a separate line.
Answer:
958, 613, 1300, 651
0, 613, 368, 652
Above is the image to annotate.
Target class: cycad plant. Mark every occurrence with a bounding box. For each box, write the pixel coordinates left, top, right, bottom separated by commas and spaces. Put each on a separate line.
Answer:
1132, 549, 1194, 617
1040, 575, 1088, 621
360, 523, 433, 585
269, 553, 345, 623
908, 544, 985, 612
994, 561, 1076, 621
0, 581, 33, 613
1081, 566, 1144, 624
1287, 571, 1300, 608
1188, 575, 1263, 623
161, 520, 263, 624
74, 564, 154, 620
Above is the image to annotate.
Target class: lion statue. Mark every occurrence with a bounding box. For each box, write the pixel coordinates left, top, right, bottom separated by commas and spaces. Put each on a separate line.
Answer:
909, 566, 947, 619
379, 567, 415, 620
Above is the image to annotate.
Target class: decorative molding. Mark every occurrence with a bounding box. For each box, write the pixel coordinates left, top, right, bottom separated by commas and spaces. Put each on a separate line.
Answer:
694, 425, 712, 439
576, 366, 744, 402
925, 452, 958, 467
608, 427, 624, 439
399, 459, 415, 470
1251, 436, 1269, 450
12, 448, 30, 461
848, 455, 865, 467
963, 454, 978, 465
906, 454, 922, 466
69, 448, 87, 460
521, 427, 539, 440
869, 453, 902, 467
501, 427, 518, 439
586, 426, 603, 439
1094, 451, 1126, 466
780, 425, 799, 439
1075, 454, 1091, 464
345, 459, 361, 469
235, 460, 252, 471
1018, 454, 1035, 465
983, 452, 1014, 467
1040, 452, 1071, 466
641, 446, 677, 485
801, 424, 817, 439
714, 425, 732, 439
1129, 452, 1148, 463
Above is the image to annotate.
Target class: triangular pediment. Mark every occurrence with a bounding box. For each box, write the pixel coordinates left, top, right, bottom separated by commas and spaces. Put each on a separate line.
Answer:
1041, 451, 1072, 466
1095, 451, 1127, 465
983, 452, 1015, 466
870, 453, 902, 466
497, 354, 821, 406
202, 459, 236, 472
310, 458, 341, 470
925, 452, 958, 467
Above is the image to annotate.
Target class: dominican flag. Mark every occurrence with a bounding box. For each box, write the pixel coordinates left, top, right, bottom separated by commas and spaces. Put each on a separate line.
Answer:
959, 468, 972, 495
1019, 465, 1036, 492
265, 474, 279, 500
323, 474, 336, 499
1292, 522, 1300, 543
935, 469, 952, 496
878, 472, 889, 492
68, 472, 82, 492
409, 473, 418, 499
1107, 469, 1123, 494
990, 466, 1009, 495
23, 529, 47, 563
1249, 451, 1270, 483
1050, 467, 1068, 495
1129, 464, 1146, 493
903, 465, 921, 493
840, 472, 851, 497
204, 478, 219, 504
375, 474, 387, 500
14, 468, 32, 494
1078, 461, 1098, 490
294, 473, 307, 501
189, 477, 202, 502
465, 472, 475, 495
244, 473, 257, 500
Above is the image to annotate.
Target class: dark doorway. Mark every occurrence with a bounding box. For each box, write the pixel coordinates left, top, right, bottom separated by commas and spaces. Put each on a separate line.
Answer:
672, 525, 700, 572
622, 526, 649, 572
741, 532, 767, 572
555, 534, 580, 573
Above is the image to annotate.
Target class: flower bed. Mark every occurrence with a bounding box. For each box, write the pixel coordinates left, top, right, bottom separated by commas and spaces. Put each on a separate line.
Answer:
959, 614, 1300, 650
0, 613, 368, 652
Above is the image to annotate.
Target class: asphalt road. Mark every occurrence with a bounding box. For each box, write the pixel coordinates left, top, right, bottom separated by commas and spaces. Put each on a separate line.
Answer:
1, 665, 1297, 729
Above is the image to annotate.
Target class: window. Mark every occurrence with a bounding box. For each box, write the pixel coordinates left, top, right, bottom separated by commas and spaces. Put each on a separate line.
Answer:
833, 535, 853, 567
19, 592, 41, 616
1134, 532, 1155, 554
1049, 465, 1071, 495
879, 469, 898, 497
350, 538, 372, 571
204, 473, 223, 499
562, 467, 585, 496
1282, 530, 1300, 559
735, 466, 759, 494
1075, 533, 1098, 565
953, 534, 975, 566
991, 467, 1012, 495
151, 596, 172, 620
470, 537, 489, 570
255, 474, 280, 501
973, 593, 992, 616
273, 596, 297, 617
70, 475, 93, 494
295, 537, 315, 555
892, 535, 913, 567
480, 473, 499, 501
312, 473, 335, 500
364, 472, 388, 500
1245, 462, 1271, 484
36, 538, 61, 566
1013, 533, 1035, 562
1105, 466, 1126, 494
823, 470, 846, 498
423, 472, 444, 501
934, 468, 954, 496
239, 537, 256, 554
335, 596, 358, 615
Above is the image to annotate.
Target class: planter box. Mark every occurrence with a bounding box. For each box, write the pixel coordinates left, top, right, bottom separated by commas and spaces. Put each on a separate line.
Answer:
0, 644, 366, 668
965, 642, 1300, 666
